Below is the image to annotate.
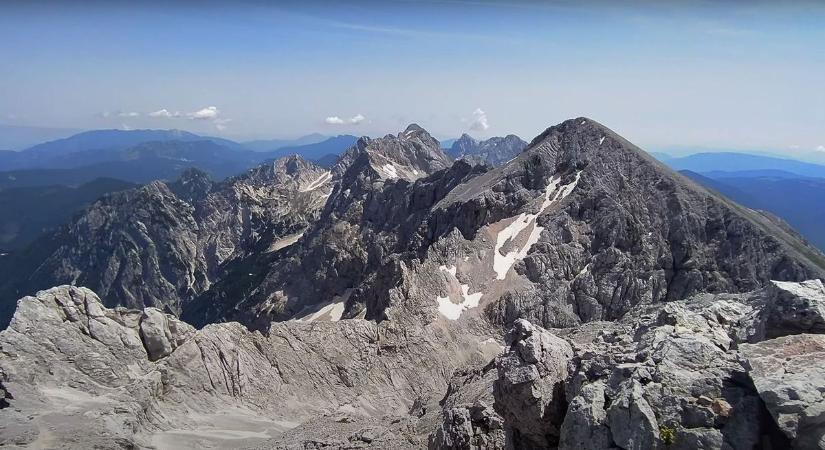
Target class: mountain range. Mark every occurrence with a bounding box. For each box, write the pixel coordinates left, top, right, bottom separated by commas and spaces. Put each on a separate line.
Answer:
664, 152, 825, 178
0, 129, 357, 183
0, 119, 824, 449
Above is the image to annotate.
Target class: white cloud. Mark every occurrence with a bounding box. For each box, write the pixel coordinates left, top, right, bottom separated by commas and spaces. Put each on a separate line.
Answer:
188, 106, 219, 120
118, 111, 140, 118
325, 114, 366, 125
817, 145, 825, 153
148, 109, 180, 118
469, 108, 489, 131
120, 123, 133, 131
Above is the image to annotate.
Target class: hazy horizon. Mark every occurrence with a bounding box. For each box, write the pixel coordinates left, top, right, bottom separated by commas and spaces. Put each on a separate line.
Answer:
2, 0, 824, 156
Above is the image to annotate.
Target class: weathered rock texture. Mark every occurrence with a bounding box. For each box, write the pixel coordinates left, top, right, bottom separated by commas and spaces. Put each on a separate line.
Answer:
431, 279, 825, 450
741, 334, 825, 449
447, 134, 528, 166
0, 155, 332, 325
0, 285, 499, 448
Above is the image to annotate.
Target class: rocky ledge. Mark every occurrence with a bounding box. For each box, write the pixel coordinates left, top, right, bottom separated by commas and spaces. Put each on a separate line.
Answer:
430, 278, 825, 450
2, 279, 822, 448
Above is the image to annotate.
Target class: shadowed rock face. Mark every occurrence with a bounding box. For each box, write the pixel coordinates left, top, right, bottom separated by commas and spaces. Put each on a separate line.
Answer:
2, 118, 825, 449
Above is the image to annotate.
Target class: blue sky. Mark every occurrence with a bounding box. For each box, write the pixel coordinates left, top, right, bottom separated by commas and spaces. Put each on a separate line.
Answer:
1, 0, 823, 154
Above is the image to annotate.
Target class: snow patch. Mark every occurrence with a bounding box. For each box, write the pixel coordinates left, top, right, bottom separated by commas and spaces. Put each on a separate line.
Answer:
437, 283, 483, 320
436, 264, 482, 320
492, 171, 582, 280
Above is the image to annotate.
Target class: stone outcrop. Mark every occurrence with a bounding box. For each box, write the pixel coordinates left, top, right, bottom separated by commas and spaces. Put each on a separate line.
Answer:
762, 279, 825, 338
493, 319, 572, 448
741, 334, 825, 449
432, 278, 825, 450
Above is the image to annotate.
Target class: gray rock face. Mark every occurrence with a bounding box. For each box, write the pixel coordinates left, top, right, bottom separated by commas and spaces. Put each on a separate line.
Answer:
433, 279, 825, 450
139, 307, 194, 361
741, 334, 825, 449
186, 118, 825, 332
762, 279, 825, 338
447, 134, 528, 166
493, 319, 573, 448
557, 380, 612, 449
606, 379, 660, 450
0, 284, 497, 448
0, 155, 332, 323
428, 403, 505, 450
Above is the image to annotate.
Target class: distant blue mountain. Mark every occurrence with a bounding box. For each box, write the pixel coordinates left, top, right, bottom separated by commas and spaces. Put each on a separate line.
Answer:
682, 169, 825, 252
270, 135, 358, 160
648, 151, 672, 161
440, 138, 458, 149
242, 133, 328, 152
666, 152, 825, 178
313, 153, 340, 168
699, 169, 813, 179
0, 140, 273, 189
0, 129, 245, 171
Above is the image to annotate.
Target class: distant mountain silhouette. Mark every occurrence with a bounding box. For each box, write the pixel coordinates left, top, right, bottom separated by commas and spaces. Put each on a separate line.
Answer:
0, 129, 245, 171
242, 133, 328, 152
666, 152, 825, 178
269, 135, 358, 160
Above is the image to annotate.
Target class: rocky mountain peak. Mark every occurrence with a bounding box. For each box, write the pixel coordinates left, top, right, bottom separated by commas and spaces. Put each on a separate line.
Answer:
241, 154, 326, 185
336, 125, 452, 182
170, 168, 213, 203
447, 132, 527, 166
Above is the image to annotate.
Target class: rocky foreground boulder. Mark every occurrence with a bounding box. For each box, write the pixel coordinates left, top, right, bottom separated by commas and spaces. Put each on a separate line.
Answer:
429, 279, 825, 450
1, 278, 823, 448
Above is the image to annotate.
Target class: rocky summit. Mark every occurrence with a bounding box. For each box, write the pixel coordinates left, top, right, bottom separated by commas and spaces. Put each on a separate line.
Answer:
1, 118, 825, 449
